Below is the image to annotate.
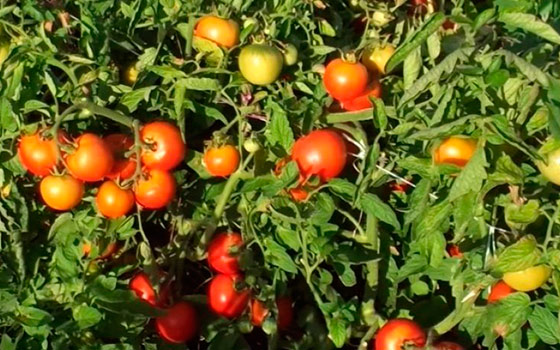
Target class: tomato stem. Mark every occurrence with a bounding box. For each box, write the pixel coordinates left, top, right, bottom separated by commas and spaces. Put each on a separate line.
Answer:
213, 153, 254, 220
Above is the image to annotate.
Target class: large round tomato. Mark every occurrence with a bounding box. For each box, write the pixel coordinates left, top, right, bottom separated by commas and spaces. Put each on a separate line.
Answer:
433, 341, 465, 350
537, 148, 560, 186
40, 175, 84, 211
129, 272, 157, 306
323, 58, 368, 101
96, 181, 135, 219
207, 274, 250, 319
374, 319, 426, 350
134, 169, 176, 209
487, 280, 514, 303
238, 44, 284, 86
362, 44, 396, 75
66, 133, 114, 182
104, 134, 136, 180
291, 129, 348, 182
433, 137, 477, 168
203, 145, 240, 177
339, 79, 382, 111
503, 265, 551, 292
208, 232, 243, 275
194, 16, 239, 49
250, 298, 294, 330
18, 131, 59, 177
155, 302, 198, 344
140, 121, 186, 171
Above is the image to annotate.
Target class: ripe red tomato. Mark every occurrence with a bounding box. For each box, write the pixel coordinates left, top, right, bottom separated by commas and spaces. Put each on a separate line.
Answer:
291, 129, 348, 182
66, 133, 114, 182
250, 297, 293, 331
155, 302, 198, 344
134, 169, 176, 209
433, 137, 477, 168
447, 244, 463, 258
203, 145, 240, 177
18, 131, 59, 177
208, 232, 243, 275
433, 341, 465, 350
487, 280, 514, 303
129, 272, 157, 306
251, 299, 269, 327
340, 80, 382, 111
104, 134, 136, 180
40, 175, 84, 211
96, 180, 135, 218
390, 181, 410, 193
374, 319, 426, 350
323, 59, 369, 101
194, 16, 239, 49
141, 121, 186, 171
207, 274, 251, 319
289, 187, 309, 202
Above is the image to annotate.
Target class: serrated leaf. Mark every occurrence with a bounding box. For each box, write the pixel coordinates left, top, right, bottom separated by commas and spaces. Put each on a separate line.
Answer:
73, 304, 102, 329
264, 238, 298, 273
449, 147, 487, 201
528, 306, 560, 345
499, 12, 560, 45
494, 235, 540, 274
359, 193, 400, 229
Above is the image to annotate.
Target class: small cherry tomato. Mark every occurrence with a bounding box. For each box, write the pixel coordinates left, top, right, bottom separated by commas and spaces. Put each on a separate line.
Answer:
134, 169, 176, 209
282, 43, 298, 66
250, 297, 294, 330
339, 79, 382, 111
433, 341, 465, 350
194, 16, 239, 49
40, 175, 84, 211
537, 148, 560, 186
374, 319, 426, 350
141, 121, 186, 171
503, 265, 551, 292
289, 187, 309, 202
155, 301, 198, 344
96, 180, 135, 219
207, 274, 251, 319
208, 232, 243, 275
238, 44, 284, 86
487, 280, 514, 303
323, 59, 369, 101
129, 272, 157, 306
203, 145, 240, 177
390, 181, 410, 193
291, 129, 348, 182
447, 244, 463, 258
66, 133, 114, 182
361, 44, 396, 75
104, 134, 136, 180
433, 137, 477, 168
18, 131, 60, 177
122, 61, 139, 85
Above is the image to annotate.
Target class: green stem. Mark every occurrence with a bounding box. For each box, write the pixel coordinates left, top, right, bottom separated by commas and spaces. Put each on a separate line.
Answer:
213, 153, 254, 220
123, 119, 143, 187
339, 209, 365, 237
543, 203, 560, 249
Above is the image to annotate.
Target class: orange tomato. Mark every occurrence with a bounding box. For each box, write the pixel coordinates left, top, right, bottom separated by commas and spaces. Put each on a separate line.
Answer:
433, 137, 477, 168
339, 79, 382, 111
487, 280, 514, 303
104, 134, 136, 180
66, 133, 114, 182
289, 187, 309, 202
141, 121, 186, 171
323, 58, 369, 101
18, 131, 59, 177
194, 16, 240, 49
40, 175, 84, 211
96, 181, 135, 218
134, 169, 176, 209
203, 145, 240, 177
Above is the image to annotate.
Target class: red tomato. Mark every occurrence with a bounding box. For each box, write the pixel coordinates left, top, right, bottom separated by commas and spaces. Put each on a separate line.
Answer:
203, 145, 240, 177
487, 280, 514, 303
40, 175, 84, 211
96, 180, 135, 218
374, 319, 426, 350
141, 121, 186, 171
134, 169, 176, 209
434, 341, 465, 350
194, 16, 239, 49
390, 181, 410, 193
250, 297, 293, 331
104, 134, 136, 180
289, 187, 309, 202
155, 302, 198, 344
291, 129, 348, 182
339, 80, 382, 111
129, 272, 157, 306
66, 133, 114, 182
208, 232, 243, 275
251, 299, 269, 327
323, 58, 369, 101
18, 131, 59, 177
207, 274, 251, 319
447, 244, 463, 258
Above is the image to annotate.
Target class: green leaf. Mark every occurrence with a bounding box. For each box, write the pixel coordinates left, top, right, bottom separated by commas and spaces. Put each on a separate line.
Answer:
72, 304, 102, 329
265, 100, 294, 153
120, 86, 156, 112
449, 146, 487, 201
405, 179, 432, 225
264, 238, 298, 273
403, 47, 422, 90
0, 335, 15, 350
148, 65, 187, 79
488, 293, 531, 338
499, 12, 560, 45
183, 77, 221, 91
493, 235, 541, 274
495, 49, 549, 88
328, 179, 358, 201
528, 306, 560, 345
326, 317, 347, 348
489, 155, 524, 185
359, 193, 401, 229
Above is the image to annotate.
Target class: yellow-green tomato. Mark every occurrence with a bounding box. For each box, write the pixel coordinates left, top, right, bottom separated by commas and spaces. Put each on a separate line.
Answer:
503, 265, 551, 292
283, 43, 298, 66
238, 44, 283, 85
361, 44, 396, 75
537, 148, 560, 185
0, 39, 10, 66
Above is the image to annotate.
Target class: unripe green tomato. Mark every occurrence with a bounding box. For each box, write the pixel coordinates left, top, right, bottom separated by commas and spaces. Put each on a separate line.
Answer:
537, 148, 560, 185
238, 44, 283, 85
283, 43, 298, 66
243, 138, 261, 153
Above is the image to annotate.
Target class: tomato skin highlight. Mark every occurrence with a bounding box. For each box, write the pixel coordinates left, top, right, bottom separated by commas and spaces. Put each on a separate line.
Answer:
18, 132, 59, 177
339, 79, 382, 111
208, 232, 243, 275
96, 181, 135, 219
155, 301, 198, 344
537, 148, 560, 186
104, 134, 136, 180
207, 274, 251, 319
373, 319, 426, 350
129, 272, 157, 306
134, 169, 176, 209
503, 265, 551, 292
323, 59, 369, 101
361, 44, 396, 75
487, 280, 514, 303
40, 175, 84, 211
238, 44, 284, 86
66, 133, 115, 182
433, 137, 477, 168
204, 145, 240, 177
291, 129, 348, 182
194, 16, 239, 48
141, 121, 186, 171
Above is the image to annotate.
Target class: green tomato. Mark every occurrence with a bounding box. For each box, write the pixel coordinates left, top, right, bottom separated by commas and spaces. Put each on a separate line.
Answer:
282, 43, 298, 66
537, 148, 560, 185
0, 39, 10, 66
238, 44, 283, 86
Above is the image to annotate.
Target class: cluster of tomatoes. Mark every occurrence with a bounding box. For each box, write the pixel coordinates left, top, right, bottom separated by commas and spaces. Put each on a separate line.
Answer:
18, 121, 185, 216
